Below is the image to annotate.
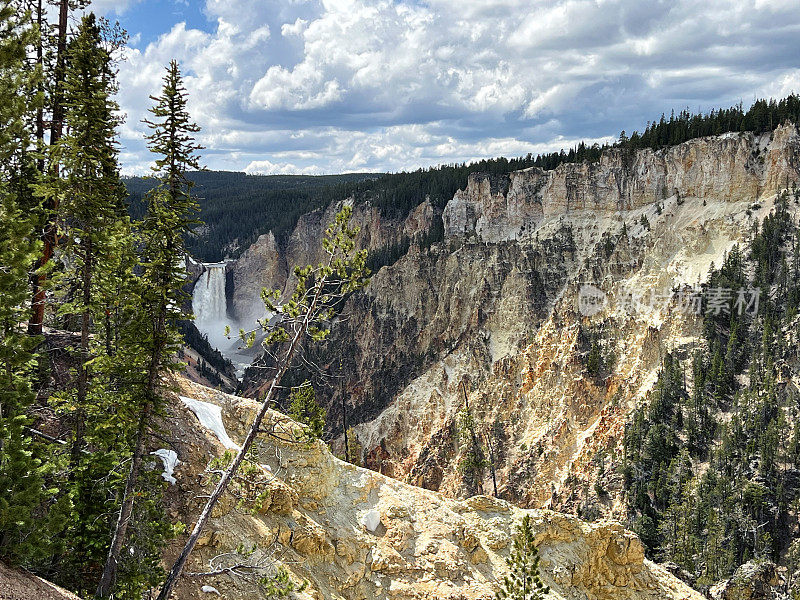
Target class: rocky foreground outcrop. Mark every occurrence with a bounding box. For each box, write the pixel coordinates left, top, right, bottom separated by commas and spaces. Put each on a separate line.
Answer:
161, 378, 700, 600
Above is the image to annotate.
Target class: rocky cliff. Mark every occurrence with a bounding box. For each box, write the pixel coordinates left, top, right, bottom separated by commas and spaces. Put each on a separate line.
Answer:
444, 126, 799, 242
228, 199, 433, 324
236, 125, 800, 517
161, 378, 701, 600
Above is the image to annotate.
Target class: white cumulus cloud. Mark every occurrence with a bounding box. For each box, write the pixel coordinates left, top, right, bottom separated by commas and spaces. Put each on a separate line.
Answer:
104, 0, 800, 175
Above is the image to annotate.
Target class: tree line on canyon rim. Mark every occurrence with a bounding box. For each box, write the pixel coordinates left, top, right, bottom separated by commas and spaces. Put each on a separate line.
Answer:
127, 93, 800, 266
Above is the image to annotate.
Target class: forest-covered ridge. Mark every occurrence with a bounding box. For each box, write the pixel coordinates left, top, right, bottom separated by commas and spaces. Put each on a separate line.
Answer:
621, 189, 800, 589
124, 171, 380, 262
139, 94, 800, 263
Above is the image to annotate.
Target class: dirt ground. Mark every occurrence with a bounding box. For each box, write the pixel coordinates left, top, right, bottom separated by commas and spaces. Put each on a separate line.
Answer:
0, 562, 80, 600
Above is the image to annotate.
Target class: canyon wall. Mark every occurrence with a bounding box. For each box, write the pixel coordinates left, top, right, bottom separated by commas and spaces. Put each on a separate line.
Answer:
444, 126, 799, 242
237, 124, 800, 514
228, 199, 433, 325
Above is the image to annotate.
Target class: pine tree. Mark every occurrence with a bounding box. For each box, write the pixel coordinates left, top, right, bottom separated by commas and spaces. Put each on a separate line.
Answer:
496, 515, 550, 600
37, 14, 147, 595
143, 59, 202, 201
457, 401, 488, 494
28, 0, 91, 334
0, 0, 59, 566
288, 381, 326, 440
48, 10, 127, 461
0, 176, 48, 566
0, 194, 50, 565
586, 337, 602, 377
457, 381, 488, 495
259, 566, 307, 597
96, 60, 201, 598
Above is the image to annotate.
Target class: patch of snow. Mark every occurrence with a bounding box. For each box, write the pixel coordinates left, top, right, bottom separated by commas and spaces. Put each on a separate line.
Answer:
151, 449, 179, 484
180, 396, 240, 450
360, 509, 381, 532
201, 585, 220, 595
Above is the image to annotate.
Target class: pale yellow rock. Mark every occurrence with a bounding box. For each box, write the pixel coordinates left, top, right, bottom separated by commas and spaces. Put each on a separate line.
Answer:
169, 379, 705, 600
260, 476, 298, 515
194, 528, 219, 548
371, 545, 408, 574
468, 545, 488, 564
443, 125, 799, 242
228, 126, 800, 529
291, 513, 335, 557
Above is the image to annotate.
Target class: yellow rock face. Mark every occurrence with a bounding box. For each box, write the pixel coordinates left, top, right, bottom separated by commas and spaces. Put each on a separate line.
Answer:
166, 379, 703, 600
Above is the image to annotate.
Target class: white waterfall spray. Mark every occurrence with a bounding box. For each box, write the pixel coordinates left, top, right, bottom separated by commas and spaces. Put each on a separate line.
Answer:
192, 263, 231, 353
190, 262, 255, 378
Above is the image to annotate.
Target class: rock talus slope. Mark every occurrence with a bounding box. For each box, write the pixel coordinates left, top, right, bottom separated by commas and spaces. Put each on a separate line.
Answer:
0, 562, 82, 600
163, 379, 701, 600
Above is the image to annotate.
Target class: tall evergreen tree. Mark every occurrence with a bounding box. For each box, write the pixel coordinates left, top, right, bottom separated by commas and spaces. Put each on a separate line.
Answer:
457, 382, 488, 496
48, 10, 127, 465
28, 0, 90, 334
96, 59, 201, 598
0, 2, 54, 565
0, 193, 50, 565
37, 14, 143, 595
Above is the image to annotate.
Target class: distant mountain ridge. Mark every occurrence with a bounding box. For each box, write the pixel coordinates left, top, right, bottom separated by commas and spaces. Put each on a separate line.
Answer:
123, 171, 381, 262
126, 95, 800, 264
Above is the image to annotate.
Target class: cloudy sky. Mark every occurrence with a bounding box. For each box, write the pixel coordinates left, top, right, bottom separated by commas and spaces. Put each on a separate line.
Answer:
94, 0, 800, 175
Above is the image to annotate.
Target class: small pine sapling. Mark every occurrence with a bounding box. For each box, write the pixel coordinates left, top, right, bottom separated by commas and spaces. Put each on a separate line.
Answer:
496, 515, 550, 600
288, 381, 326, 441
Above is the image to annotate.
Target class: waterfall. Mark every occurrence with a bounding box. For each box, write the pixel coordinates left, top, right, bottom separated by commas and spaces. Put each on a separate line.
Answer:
192, 263, 228, 348
190, 262, 253, 378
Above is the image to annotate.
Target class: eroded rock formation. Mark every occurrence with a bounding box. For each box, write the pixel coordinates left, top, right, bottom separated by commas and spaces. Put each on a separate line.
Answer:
162, 379, 702, 600
236, 125, 800, 516
444, 126, 799, 242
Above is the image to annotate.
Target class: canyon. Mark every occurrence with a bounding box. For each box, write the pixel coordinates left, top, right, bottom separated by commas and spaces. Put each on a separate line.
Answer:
10, 124, 797, 600
188, 125, 800, 520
